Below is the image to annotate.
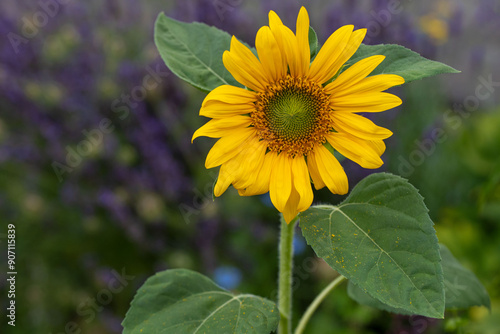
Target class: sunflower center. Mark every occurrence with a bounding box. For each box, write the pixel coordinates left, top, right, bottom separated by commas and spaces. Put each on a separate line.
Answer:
252, 75, 334, 157
266, 88, 318, 140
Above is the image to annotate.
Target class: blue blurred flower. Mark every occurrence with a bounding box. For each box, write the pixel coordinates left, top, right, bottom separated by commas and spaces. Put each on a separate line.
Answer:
293, 234, 307, 255
213, 266, 242, 290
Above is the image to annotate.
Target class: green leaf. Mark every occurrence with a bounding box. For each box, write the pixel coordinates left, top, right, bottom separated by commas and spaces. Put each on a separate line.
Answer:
308, 26, 318, 58
300, 173, 445, 318
122, 269, 279, 334
347, 244, 491, 314
154, 13, 242, 92
440, 244, 490, 310
345, 44, 460, 83
347, 280, 410, 316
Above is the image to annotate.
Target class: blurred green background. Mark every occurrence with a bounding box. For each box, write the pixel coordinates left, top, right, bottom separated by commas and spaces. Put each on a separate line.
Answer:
1, 0, 499, 333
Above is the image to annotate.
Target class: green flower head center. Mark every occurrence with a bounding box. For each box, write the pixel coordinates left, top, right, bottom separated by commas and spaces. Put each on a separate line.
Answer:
252, 75, 334, 157
266, 88, 319, 140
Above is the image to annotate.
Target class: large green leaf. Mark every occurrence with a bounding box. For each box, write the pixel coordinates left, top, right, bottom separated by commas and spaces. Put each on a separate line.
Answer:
440, 244, 490, 310
347, 244, 490, 314
154, 13, 243, 92
345, 44, 460, 83
122, 269, 279, 334
300, 173, 445, 318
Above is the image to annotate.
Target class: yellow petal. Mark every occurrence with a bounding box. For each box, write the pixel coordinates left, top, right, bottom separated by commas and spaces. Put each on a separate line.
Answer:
325, 55, 386, 94
291, 155, 313, 212
367, 139, 386, 156
279, 25, 302, 77
192, 116, 253, 141
270, 153, 292, 212
306, 154, 326, 190
256, 26, 284, 81
215, 162, 235, 197
330, 74, 405, 98
331, 92, 402, 112
202, 85, 257, 106
201, 101, 255, 119
268, 11, 290, 74
331, 29, 367, 76
283, 186, 300, 223
331, 111, 393, 140
231, 138, 267, 189
238, 151, 277, 196
310, 145, 348, 194
295, 6, 310, 76
228, 36, 269, 83
205, 128, 256, 169
308, 25, 354, 83
268, 10, 284, 28
215, 138, 266, 195
326, 132, 384, 169
223, 51, 266, 92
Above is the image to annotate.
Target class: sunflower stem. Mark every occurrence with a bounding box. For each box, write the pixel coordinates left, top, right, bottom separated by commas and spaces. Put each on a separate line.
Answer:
294, 275, 346, 334
278, 215, 297, 334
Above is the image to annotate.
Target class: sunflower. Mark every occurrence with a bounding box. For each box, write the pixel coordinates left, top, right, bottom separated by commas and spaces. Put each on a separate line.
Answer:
192, 7, 404, 223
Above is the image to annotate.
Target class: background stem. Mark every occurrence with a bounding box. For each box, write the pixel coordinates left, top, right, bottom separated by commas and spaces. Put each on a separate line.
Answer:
278, 215, 297, 334
294, 275, 346, 334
